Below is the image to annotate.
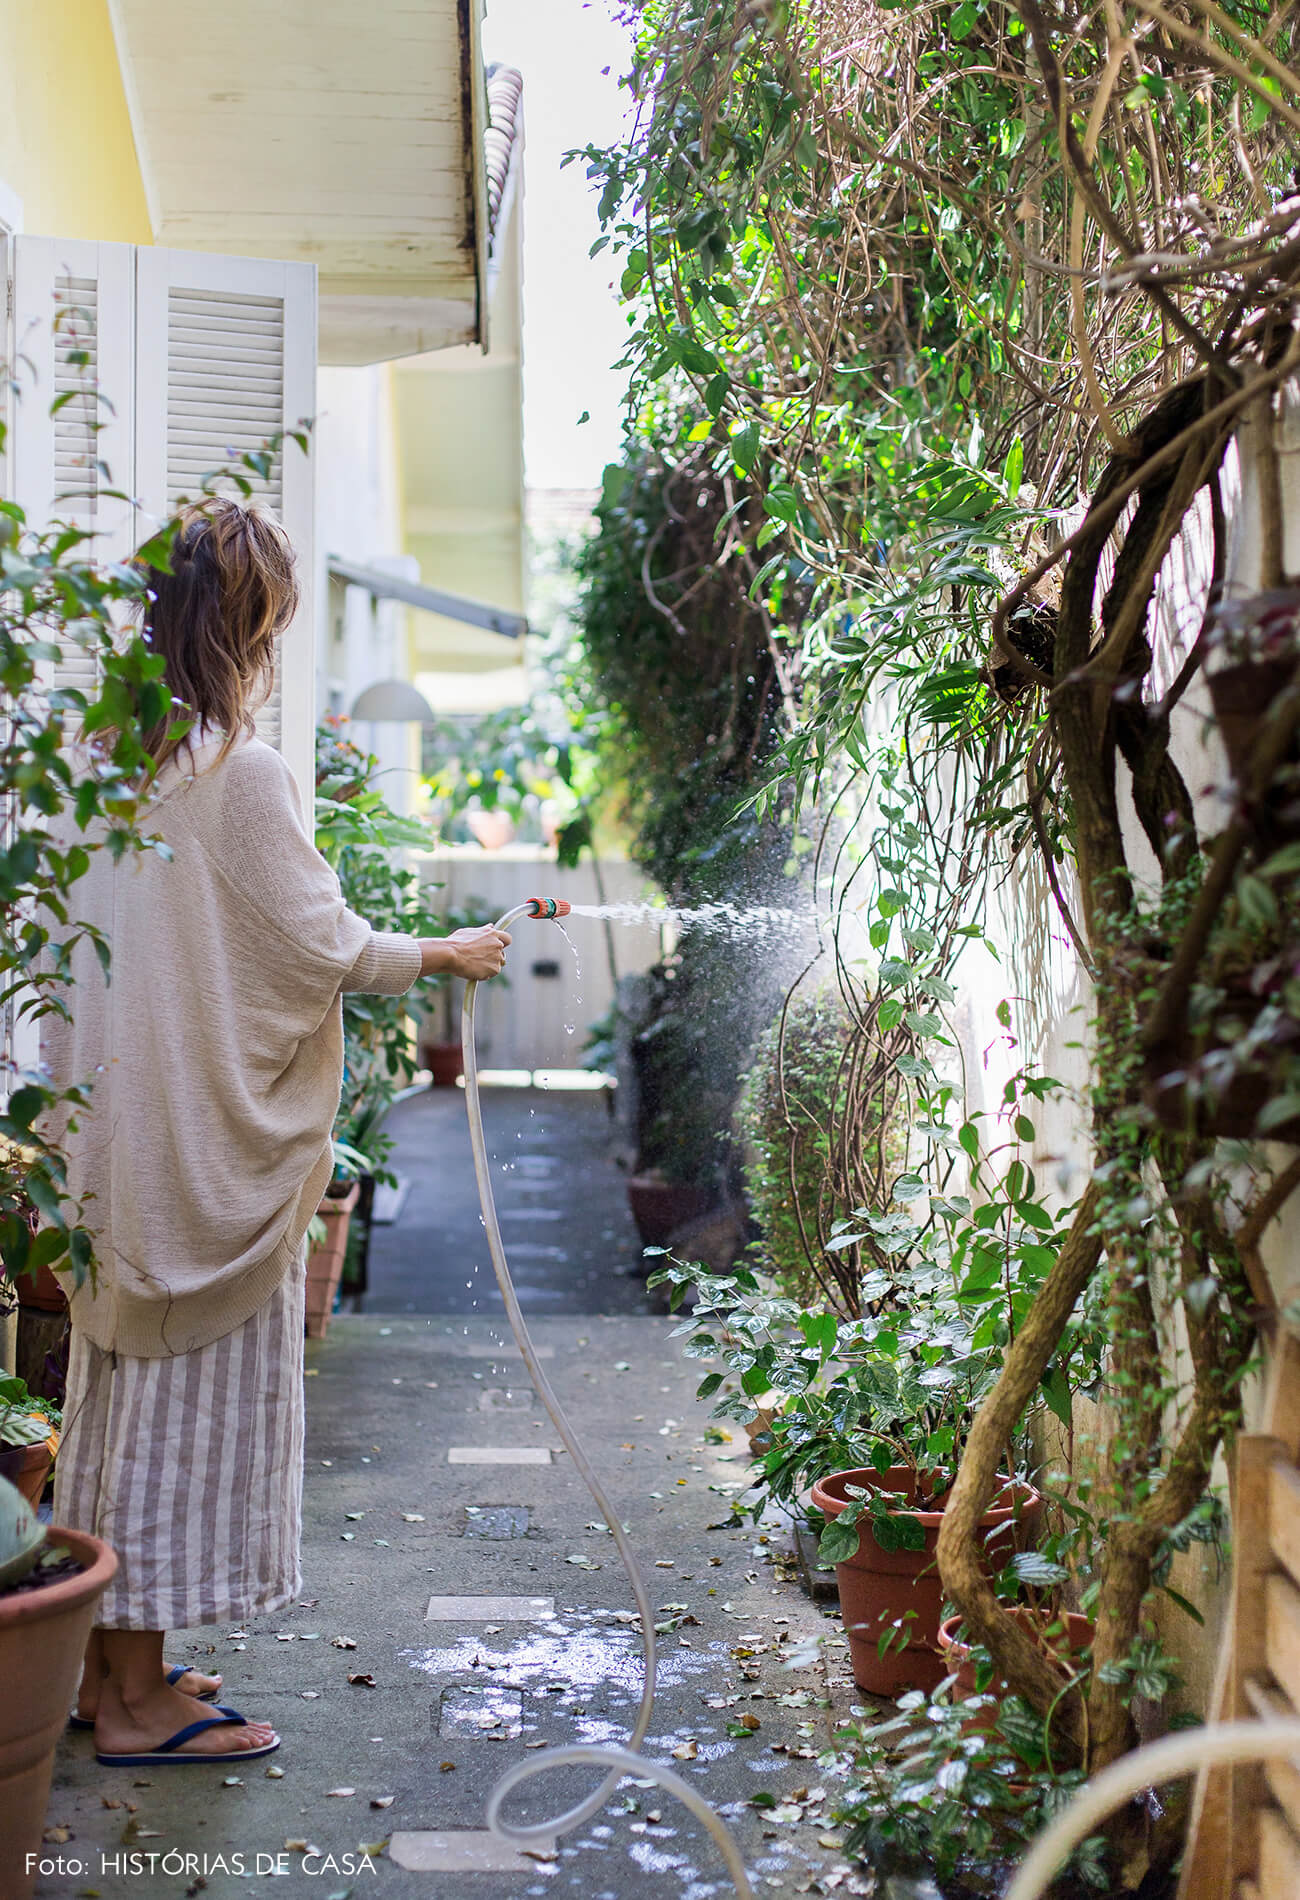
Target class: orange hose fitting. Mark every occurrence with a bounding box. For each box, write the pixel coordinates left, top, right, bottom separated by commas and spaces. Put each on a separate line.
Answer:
525, 897, 571, 918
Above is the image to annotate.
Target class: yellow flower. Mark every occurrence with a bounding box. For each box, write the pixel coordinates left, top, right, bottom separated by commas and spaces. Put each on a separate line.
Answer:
493, 768, 506, 782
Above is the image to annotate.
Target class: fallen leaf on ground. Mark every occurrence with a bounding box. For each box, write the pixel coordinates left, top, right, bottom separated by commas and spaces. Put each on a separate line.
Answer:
101, 1797, 121, 1810
671, 1741, 698, 1760
369, 1796, 394, 1809
439, 1761, 456, 1772
347, 1673, 377, 1687
331, 1636, 357, 1649
401, 1513, 425, 1523
221, 1776, 243, 1787
325, 1788, 356, 1798
43, 1828, 72, 1844
265, 1766, 284, 1779
301, 1690, 321, 1700
345, 1512, 364, 1521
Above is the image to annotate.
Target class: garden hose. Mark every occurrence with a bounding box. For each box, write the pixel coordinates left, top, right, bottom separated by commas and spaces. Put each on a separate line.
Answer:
1002, 1718, 1300, 1900
460, 899, 754, 1895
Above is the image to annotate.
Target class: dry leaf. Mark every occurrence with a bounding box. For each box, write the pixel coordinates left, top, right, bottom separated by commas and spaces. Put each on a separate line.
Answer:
43, 1828, 72, 1844
370, 1796, 395, 1809
347, 1672, 377, 1687
439, 1760, 456, 1772
671, 1741, 698, 1761
331, 1636, 357, 1649
325, 1787, 356, 1798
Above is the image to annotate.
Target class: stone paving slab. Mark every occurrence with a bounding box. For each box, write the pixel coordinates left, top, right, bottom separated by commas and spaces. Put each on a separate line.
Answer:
38, 1315, 867, 1900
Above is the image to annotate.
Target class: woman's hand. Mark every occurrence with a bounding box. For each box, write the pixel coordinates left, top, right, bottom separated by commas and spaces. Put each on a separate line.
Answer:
419, 927, 511, 982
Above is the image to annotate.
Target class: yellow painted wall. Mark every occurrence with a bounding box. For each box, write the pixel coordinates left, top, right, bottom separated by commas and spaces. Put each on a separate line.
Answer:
0, 2, 151, 242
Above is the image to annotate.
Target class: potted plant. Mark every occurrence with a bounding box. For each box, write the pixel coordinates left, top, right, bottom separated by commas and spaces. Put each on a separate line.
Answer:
0, 1473, 117, 1900
813, 1468, 1040, 1695
0, 1377, 60, 1509
305, 1141, 370, 1340
937, 1601, 1092, 1730
650, 1117, 1086, 1692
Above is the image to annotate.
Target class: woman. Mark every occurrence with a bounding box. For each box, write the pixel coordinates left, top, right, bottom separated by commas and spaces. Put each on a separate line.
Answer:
47, 498, 510, 1766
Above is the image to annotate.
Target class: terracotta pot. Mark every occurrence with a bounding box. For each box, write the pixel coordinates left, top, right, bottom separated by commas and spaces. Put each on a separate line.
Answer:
0, 1443, 53, 1510
0, 1526, 118, 1900
305, 1182, 359, 1340
420, 1038, 465, 1088
14, 1261, 68, 1314
466, 808, 515, 851
938, 1607, 1092, 1735
809, 1467, 1041, 1697
625, 1174, 714, 1250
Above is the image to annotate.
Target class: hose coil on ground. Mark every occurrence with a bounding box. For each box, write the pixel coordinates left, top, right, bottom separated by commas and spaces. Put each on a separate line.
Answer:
460, 903, 753, 1895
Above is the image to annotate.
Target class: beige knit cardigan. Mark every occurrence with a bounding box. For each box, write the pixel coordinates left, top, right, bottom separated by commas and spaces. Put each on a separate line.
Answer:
43, 735, 422, 1358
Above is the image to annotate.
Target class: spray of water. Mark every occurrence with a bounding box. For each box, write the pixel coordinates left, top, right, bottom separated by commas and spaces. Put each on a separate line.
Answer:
567, 899, 813, 941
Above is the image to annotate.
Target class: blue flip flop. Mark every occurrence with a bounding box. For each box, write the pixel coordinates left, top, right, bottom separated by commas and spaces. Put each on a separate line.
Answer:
69, 1665, 222, 1730
96, 1708, 280, 1767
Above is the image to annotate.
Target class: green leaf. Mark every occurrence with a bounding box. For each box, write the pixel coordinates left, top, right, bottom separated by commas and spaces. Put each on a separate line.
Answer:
1039, 1364, 1072, 1427
731, 421, 761, 475
1001, 434, 1024, 497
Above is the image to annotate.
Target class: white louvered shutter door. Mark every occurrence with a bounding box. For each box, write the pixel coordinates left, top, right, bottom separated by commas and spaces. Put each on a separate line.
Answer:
134, 248, 317, 804
7, 241, 136, 1080
10, 239, 136, 703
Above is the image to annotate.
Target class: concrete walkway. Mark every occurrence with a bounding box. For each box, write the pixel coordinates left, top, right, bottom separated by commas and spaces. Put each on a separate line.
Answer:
40, 1315, 865, 1900
37, 1090, 873, 1900
359, 1085, 650, 1318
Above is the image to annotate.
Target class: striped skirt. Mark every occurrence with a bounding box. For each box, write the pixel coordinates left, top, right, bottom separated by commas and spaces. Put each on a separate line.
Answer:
53, 1255, 306, 1631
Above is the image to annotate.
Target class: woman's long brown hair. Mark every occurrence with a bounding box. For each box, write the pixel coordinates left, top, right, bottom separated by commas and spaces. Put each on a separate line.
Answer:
141, 497, 299, 771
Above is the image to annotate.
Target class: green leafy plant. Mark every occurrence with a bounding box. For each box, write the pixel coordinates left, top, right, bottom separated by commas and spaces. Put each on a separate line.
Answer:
0, 1374, 60, 1448
315, 717, 447, 1184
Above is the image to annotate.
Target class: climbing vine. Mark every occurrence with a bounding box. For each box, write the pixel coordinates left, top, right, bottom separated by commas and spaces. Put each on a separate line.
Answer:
578, 0, 1300, 1881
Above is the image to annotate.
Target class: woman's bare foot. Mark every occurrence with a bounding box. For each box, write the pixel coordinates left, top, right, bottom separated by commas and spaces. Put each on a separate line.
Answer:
93, 1677, 275, 1760
77, 1640, 221, 1722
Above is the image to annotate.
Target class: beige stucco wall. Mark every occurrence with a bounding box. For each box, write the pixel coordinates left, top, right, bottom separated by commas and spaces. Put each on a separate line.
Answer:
0, 2, 151, 242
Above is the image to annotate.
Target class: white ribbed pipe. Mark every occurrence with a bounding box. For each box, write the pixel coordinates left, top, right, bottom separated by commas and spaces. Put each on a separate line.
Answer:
1004, 1719, 1300, 1900
461, 906, 753, 1896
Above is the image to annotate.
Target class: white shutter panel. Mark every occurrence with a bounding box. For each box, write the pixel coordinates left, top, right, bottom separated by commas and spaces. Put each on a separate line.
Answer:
135, 248, 317, 804
10, 238, 136, 700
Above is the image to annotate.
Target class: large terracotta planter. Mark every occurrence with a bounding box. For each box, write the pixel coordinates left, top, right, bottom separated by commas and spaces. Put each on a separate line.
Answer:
0, 1526, 118, 1900
305, 1183, 359, 1340
625, 1174, 713, 1250
810, 1467, 1041, 1697
0, 1442, 53, 1510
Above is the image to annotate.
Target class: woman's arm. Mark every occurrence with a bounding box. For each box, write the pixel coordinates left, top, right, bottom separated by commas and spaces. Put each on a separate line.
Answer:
419, 926, 512, 982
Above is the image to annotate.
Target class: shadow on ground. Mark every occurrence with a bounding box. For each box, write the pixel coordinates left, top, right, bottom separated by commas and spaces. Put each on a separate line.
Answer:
357, 1085, 651, 1318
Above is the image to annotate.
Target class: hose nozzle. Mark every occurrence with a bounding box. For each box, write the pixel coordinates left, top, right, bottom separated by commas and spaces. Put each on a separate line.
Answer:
525, 897, 571, 919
